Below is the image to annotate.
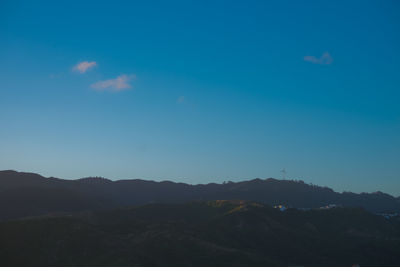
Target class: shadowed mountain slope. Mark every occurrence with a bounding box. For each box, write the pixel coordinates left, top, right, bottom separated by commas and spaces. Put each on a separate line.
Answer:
0, 201, 399, 267
1, 170, 399, 220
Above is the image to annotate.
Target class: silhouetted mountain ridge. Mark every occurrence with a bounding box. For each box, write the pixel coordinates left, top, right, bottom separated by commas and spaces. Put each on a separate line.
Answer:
1, 170, 399, 220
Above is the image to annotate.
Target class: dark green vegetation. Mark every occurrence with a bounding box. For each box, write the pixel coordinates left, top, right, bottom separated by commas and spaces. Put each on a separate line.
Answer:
1, 170, 399, 266
1, 170, 399, 220
1, 200, 399, 267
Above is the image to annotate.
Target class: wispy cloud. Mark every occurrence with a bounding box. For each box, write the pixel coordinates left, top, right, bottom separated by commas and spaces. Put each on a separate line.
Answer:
73, 61, 97, 73
91, 74, 136, 92
304, 52, 333, 65
177, 96, 185, 103
49, 73, 62, 79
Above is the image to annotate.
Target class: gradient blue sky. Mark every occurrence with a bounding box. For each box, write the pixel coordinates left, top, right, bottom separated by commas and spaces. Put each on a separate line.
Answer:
1, 0, 399, 195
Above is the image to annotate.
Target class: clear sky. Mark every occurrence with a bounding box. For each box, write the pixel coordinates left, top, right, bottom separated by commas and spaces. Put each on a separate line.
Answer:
1, 0, 399, 196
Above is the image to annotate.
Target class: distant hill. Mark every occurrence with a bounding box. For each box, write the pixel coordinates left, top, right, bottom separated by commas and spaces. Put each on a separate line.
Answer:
1, 201, 399, 267
1, 170, 399, 220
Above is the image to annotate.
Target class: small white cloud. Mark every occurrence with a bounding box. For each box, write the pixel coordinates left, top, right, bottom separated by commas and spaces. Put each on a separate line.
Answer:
73, 61, 97, 73
304, 52, 333, 65
177, 96, 185, 103
91, 74, 136, 92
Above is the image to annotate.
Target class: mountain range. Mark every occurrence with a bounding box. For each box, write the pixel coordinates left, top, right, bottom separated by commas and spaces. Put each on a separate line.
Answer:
1, 170, 399, 220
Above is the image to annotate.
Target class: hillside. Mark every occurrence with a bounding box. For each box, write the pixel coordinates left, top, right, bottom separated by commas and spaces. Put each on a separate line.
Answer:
0, 201, 399, 267
1, 170, 399, 220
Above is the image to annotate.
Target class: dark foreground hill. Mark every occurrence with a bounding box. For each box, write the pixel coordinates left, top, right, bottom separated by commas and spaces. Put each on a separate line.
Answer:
1, 170, 400, 220
0, 201, 399, 267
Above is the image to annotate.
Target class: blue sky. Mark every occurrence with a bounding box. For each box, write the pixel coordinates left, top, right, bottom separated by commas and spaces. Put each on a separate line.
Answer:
1, 0, 399, 195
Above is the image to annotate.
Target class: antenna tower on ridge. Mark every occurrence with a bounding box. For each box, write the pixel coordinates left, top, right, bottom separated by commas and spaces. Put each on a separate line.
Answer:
281, 168, 286, 180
